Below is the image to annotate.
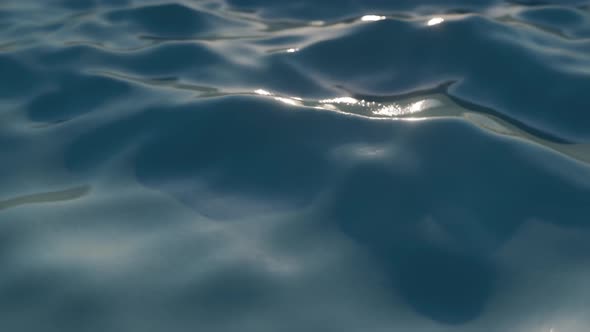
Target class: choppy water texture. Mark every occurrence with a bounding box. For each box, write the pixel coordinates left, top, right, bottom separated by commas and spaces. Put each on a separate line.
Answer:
1, 0, 590, 331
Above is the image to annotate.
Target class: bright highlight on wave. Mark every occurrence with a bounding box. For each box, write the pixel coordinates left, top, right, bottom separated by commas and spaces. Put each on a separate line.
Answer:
361, 15, 386, 22
427, 17, 445, 26
254, 89, 439, 118
372, 100, 428, 116
254, 89, 272, 96
319, 97, 359, 104
254, 89, 302, 107
274, 97, 302, 106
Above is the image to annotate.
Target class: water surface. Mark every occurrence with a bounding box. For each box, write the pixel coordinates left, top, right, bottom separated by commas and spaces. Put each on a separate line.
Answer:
1, 0, 590, 331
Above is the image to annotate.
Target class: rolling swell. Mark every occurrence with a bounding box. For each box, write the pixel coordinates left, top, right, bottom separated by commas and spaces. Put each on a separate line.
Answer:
1, 1, 590, 331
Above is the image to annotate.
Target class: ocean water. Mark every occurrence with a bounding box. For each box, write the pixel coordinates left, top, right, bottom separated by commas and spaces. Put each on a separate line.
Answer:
1, 0, 590, 331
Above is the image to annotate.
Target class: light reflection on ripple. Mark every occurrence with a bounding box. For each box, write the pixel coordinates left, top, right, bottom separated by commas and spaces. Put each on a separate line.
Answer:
87, 67, 590, 166
0, 186, 90, 211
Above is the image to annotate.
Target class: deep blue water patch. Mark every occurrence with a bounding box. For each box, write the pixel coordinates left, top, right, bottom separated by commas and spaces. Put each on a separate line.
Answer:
28, 73, 132, 122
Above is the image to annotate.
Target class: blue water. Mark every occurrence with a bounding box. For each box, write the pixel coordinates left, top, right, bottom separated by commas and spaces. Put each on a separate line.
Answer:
1, 0, 590, 331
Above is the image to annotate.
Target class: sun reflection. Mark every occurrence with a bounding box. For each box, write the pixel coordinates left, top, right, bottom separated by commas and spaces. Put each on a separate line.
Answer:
361, 15, 386, 22
409, 100, 426, 113
427, 17, 445, 26
274, 97, 301, 106
372, 100, 427, 117
252, 90, 439, 119
319, 97, 359, 105
254, 89, 272, 96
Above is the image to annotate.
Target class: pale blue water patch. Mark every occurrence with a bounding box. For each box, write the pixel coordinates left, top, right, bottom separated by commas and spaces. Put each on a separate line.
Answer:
1, 1, 590, 331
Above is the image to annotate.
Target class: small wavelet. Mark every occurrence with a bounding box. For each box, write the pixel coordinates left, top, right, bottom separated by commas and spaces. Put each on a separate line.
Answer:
0, 186, 90, 211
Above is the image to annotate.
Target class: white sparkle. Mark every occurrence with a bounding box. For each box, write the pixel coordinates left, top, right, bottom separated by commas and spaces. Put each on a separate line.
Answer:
427, 17, 445, 26
361, 15, 386, 22
254, 89, 272, 96
320, 97, 359, 104
274, 97, 301, 106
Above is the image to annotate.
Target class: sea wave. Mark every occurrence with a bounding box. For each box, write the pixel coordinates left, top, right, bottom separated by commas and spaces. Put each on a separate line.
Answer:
1, 1, 590, 331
